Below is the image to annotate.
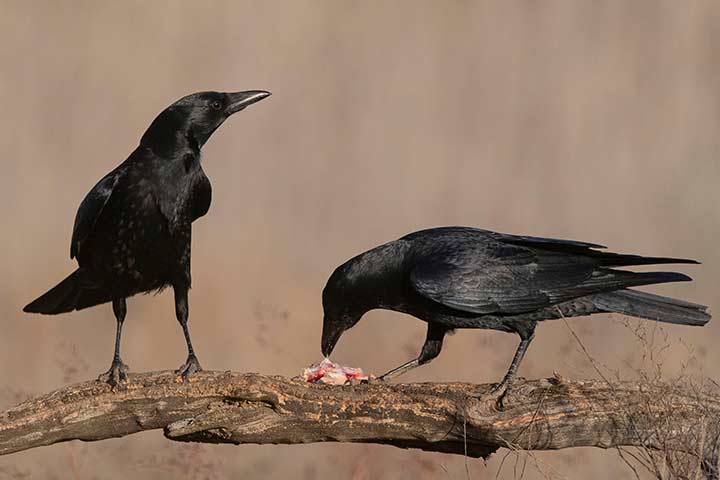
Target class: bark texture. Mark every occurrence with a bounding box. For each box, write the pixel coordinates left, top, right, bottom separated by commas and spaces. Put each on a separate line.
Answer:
0, 370, 718, 465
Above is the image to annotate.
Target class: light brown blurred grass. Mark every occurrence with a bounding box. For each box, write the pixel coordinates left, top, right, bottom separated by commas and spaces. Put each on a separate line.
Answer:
1, 1, 718, 478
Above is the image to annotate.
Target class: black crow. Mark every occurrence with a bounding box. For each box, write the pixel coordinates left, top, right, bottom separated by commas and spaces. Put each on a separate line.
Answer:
24, 90, 271, 387
321, 226, 710, 394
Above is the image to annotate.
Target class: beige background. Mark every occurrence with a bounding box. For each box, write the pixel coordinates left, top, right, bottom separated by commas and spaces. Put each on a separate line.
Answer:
1, 1, 718, 478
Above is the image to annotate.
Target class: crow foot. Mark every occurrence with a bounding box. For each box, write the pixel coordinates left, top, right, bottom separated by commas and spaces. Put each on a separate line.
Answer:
176, 354, 202, 380
479, 379, 515, 411
97, 359, 130, 390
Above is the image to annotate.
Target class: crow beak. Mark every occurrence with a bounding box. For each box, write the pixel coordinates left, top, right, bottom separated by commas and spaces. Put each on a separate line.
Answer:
321, 321, 343, 358
226, 90, 271, 115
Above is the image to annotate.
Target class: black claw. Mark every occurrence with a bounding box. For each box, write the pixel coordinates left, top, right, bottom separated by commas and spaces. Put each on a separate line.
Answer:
98, 359, 130, 389
483, 381, 512, 411
489, 382, 504, 395
360, 376, 385, 385
343, 378, 363, 386
176, 355, 202, 380
495, 390, 509, 411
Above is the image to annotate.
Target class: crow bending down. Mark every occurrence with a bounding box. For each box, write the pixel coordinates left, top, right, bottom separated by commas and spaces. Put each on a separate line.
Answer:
321, 226, 710, 394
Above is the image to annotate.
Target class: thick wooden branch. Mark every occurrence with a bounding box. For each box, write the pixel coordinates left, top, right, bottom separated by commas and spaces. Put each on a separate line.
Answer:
1, 371, 719, 463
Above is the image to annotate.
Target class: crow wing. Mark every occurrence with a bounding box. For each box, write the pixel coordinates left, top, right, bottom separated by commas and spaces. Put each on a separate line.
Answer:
409, 239, 689, 315
70, 170, 122, 259
491, 231, 606, 251
190, 168, 212, 222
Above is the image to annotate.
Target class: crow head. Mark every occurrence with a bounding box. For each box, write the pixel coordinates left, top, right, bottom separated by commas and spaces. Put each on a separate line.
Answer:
320, 242, 409, 357
141, 90, 271, 155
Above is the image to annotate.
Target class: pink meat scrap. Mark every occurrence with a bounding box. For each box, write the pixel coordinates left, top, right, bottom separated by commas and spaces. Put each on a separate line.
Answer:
301, 358, 374, 385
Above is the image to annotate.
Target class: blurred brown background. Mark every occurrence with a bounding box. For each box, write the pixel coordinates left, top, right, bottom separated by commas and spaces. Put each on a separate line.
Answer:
1, 1, 718, 478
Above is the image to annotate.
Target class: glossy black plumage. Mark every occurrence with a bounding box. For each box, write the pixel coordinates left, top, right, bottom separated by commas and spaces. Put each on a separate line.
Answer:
24, 90, 271, 387
321, 226, 710, 393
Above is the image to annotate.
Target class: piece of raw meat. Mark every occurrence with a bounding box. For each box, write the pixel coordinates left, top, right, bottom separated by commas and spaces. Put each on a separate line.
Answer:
300, 358, 374, 385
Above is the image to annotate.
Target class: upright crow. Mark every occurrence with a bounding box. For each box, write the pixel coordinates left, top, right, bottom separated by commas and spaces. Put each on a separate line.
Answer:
24, 90, 271, 387
321, 227, 710, 394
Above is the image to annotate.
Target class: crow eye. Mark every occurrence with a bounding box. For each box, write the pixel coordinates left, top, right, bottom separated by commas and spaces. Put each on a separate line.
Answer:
210, 100, 222, 110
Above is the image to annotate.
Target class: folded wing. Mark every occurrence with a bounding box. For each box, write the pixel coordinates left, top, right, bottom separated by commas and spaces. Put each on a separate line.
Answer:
410, 239, 694, 316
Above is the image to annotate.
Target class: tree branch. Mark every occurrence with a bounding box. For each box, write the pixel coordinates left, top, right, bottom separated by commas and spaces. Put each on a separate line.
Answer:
1, 371, 718, 465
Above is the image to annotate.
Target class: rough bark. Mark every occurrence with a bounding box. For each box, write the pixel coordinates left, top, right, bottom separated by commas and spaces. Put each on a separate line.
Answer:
0, 370, 718, 465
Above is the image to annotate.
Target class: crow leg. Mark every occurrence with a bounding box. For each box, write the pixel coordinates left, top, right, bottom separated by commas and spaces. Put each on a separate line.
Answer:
378, 323, 447, 381
174, 285, 202, 379
490, 325, 536, 395
98, 298, 130, 389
